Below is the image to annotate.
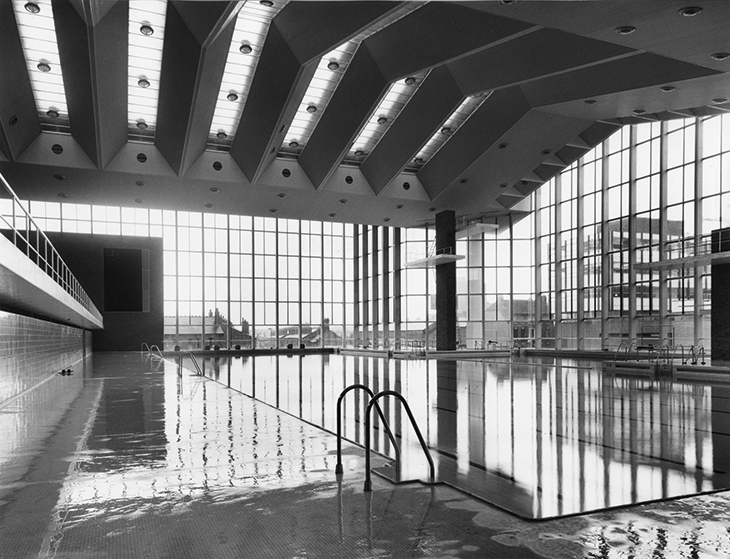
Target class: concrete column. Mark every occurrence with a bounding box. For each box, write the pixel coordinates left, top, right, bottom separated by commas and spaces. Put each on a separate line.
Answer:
436, 210, 457, 350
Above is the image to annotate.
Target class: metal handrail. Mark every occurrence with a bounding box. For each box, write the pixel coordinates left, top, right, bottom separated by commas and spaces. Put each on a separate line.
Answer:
614, 341, 627, 362
140, 343, 150, 353
149, 345, 163, 358
335, 384, 400, 475
0, 172, 101, 321
178, 352, 203, 376
364, 390, 435, 492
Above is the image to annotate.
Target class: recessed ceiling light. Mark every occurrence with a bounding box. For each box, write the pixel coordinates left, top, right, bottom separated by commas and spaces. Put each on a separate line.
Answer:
205, 203, 214, 209
615, 26, 636, 35
136, 120, 148, 129
660, 85, 676, 92
282, 168, 291, 178
327, 61, 339, 71
227, 92, 238, 102
24, 2, 40, 13
136, 181, 146, 187
138, 78, 150, 88
210, 187, 220, 193
260, 0, 274, 6
277, 193, 286, 198
239, 43, 252, 54
383, 218, 391, 222
459, 178, 468, 184
633, 109, 646, 115
402, 182, 411, 190
9, 115, 17, 126
46, 109, 59, 118
377, 117, 388, 125
135, 198, 144, 204
212, 161, 223, 171
269, 208, 278, 213
328, 213, 336, 218
405, 76, 416, 85
338, 199, 347, 204
289, 140, 299, 148
37, 62, 51, 72
396, 204, 404, 209
57, 191, 68, 196
51, 144, 63, 154
470, 92, 485, 98
498, 143, 508, 149
306, 105, 317, 113
711, 52, 730, 61
140, 24, 154, 36
413, 157, 424, 164
500, 0, 516, 4
500, 183, 508, 188
584, 99, 597, 105
354, 149, 364, 156
541, 149, 551, 155
216, 131, 227, 140
429, 207, 437, 212
678, 6, 702, 17
713, 98, 729, 104
441, 127, 451, 134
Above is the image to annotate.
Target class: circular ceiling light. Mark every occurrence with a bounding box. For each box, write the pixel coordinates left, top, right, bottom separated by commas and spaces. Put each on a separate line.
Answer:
239, 43, 252, 54
289, 140, 299, 148
136, 120, 148, 129
47, 109, 59, 118
441, 126, 452, 134
541, 149, 551, 155
328, 213, 336, 218
713, 98, 729, 104
306, 105, 317, 113
277, 193, 286, 198
678, 6, 702, 16
459, 178, 469, 184
499, 143, 508, 149
584, 99, 597, 105
633, 109, 646, 115
428, 207, 437, 212
9, 115, 17, 126
138, 78, 150, 88
614, 26, 636, 35
135, 198, 144, 204
57, 192, 68, 197
269, 208, 278, 213
227, 92, 238, 102
212, 161, 222, 171
140, 24, 154, 36
216, 131, 227, 140
260, 0, 274, 6
136, 180, 146, 187
51, 144, 63, 154
660, 85, 676, 92
327, 61, 339, 71
338, 199, 347, 204
383, 218, 391, 222
24, 2, 40, 13
396, 204, 404, 209
405, 76, 416, 85
54, 176, 66, 182
354, 149, 364, 156
210, 187, 220, 193
205, 203, 214, 209
711, 52, 730, 61
377, 116, 388, 124
413, 157, 424, 164
500, 183, 508, 188
37, 62, 51, 72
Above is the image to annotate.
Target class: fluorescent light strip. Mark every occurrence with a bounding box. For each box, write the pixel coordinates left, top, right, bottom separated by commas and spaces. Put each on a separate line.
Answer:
13, 0, 69, 134
207, 1, 288, 151
344, 71, 430, 165
128, 0, 167, 143
281, 3, 424, 157
408, 93, 492, 170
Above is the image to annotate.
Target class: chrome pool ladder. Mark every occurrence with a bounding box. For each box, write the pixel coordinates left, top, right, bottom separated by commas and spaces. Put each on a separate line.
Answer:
177, 352, 203, 376
335, 385, 400, 475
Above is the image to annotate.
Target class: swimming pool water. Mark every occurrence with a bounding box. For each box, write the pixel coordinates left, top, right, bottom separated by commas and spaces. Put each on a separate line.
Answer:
189, 353, 730, 519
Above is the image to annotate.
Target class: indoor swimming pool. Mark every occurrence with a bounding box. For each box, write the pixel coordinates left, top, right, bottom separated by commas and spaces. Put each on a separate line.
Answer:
187, 353, 730, 520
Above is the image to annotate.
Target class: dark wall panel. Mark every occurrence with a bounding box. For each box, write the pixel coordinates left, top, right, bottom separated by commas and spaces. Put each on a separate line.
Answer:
47, 232, 164, 351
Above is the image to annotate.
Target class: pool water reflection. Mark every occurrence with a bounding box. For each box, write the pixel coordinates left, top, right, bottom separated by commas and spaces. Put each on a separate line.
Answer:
191, 354, 730, 519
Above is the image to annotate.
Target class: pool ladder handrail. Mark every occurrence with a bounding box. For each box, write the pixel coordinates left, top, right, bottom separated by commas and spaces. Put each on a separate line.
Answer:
364, 390, 435, 492
140, 342, 150, 353
614, 341, 628, 363
177, 352, 203, 376
686, 345, 706, 365
149, 345, 163, 358
335, 384, 400, 475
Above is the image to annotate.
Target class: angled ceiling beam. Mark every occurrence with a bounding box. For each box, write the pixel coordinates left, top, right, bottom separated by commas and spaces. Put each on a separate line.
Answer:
53, 0, 128, 169
418, 86, 532, 200
360, 66, 464, 195
155, 1, 240, 177
0, 2, 40, 161
68, 0, 117, 27
301, 3, 539, 192
298, 43, 388, 190
229, 1, 402, 184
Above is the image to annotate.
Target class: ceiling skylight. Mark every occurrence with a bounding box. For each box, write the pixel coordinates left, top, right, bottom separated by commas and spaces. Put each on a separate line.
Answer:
280, 3, 424, 158
12, 0, 69, 134
343, 71, 430, 165
207, 1, 287, 151
407, 93, 492, 171
128, 0, 167, 143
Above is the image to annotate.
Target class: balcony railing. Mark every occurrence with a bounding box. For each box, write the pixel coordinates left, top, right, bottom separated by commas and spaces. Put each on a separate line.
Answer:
0, 172, 101, 322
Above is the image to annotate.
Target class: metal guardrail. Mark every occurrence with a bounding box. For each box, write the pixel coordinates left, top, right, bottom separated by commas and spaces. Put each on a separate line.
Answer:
0, 172, 101, 322
335, 384, 400, 475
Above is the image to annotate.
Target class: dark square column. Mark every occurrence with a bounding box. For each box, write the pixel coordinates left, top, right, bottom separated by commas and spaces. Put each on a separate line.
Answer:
436, 210, 456, 350
711, 227, 730, 361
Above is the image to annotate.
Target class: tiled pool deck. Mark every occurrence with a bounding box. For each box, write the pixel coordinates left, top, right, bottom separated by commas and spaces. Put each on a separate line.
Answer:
2, 352, 730, 558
